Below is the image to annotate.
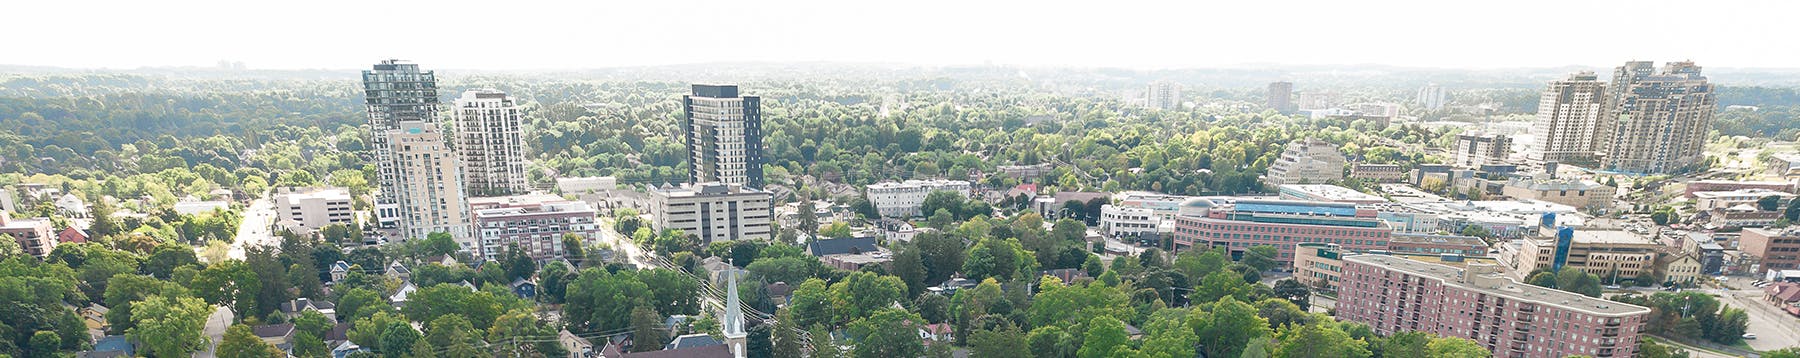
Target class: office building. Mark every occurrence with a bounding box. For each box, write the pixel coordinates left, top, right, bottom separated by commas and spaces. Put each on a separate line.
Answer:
0, 211, 54, 257
1350, 164, 1406, 183
1454, 133, 1512, 167
454, 89, 529, 196
1692, 189, 1795, 211
1501, 178, 1614, 209
1530, 72, 1607, 164
648, 183, 772, 243
1742, 228, 1800, 275
683, 84, 764, 188
1145, 81, 1182, 110
1099, 205, 1158, 240
361, 60, 472, 243
1267, 81, 1294, 113
1600, 61, 1716, 174
1277, 184, 1388, 204
1416, 83, 1447, 110
1338, 256, 1650, 358
1172, 199, 1391, 265
866, 179, 971, 218
470, 193, 602, 261
1509, 223, 1659, 280
273, 187, 354, 234
1294, 243, 1344, 293
1265, 138, 1346, 186
1387, 233, 1488, 256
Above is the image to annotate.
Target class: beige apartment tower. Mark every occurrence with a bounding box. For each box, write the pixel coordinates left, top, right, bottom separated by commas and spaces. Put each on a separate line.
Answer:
1600, 61, 1715, 174
362, 60, 472, 246
454, 89, 529, 196
1531, 72, 1607, 164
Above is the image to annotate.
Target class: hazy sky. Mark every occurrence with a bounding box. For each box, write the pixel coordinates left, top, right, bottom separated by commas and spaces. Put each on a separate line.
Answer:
7, 0, 1795, 70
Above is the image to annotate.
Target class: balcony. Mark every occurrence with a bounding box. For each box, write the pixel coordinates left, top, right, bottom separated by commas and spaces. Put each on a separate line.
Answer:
1604, 319, 1621, 327
1518, 306, 1536, 313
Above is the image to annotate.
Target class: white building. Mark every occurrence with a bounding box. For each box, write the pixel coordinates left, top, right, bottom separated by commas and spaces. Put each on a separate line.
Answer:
1416, 83, 1447, 110
866, 179, 972, 218
1530, 72, 1607, 164
1277, 184, 1388, 204
1145, 81, 1182, 110
454, 89, 529, 196
1693, 189, 1795, 211
1265, 138, 1346, 186
1099, 205, 1158, 239
648, 183, 772, 243
274, 187, 354, 234
555, 177, 617, 194
470, 193, 601, 261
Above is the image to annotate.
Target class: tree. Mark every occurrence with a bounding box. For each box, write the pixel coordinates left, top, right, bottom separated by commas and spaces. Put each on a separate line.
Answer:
1554, 267, 1603, 297
798, 200, 820, 234
810, 324, 843, 358
771, 309, 804, 358
1760, 195, 1785, 211
1705, 307, 1750, 344
293, 331, 329, 358
920, 191, 966, 220
829, 271, 907, 324
421, 232, 460, 257
848, 309, 924, 358
1786, 197, 1800, 222
128, 295, 213, 358
820, 222, 853, 239
402, 284, 505, 331
915, 232, 967, 285
539, 261, 573, 304
790, 278, 833, 328
968, 323, 1029, 358
1026, 326, 1076, 358
219, 324, 285, 358
1193, 270, 1255, 303
27, 331, 61, 358
891, 244, 927, 297
1189, 296, 1271, 358
487, 310, 566, 358
378, 323, 420, 358
1243, 245, 1280, 272
142, 245, 199, 279
630, 306, 667, 353
1426, 337, 1491, 358
1376, 331, 1431, 358
1273, 322, 1370, 358
1272, 278, 1311, 308
1527, 271, 1558, 288
1254, 298, 1313, 329
292, 310, 334, 338
191, 260, 262, 316
1636, 337, 1691, 358
1076, 316, 1129, 358
336, 288, 387, 322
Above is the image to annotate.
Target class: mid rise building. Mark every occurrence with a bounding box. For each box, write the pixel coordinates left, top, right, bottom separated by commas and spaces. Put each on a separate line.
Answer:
683, 84, 763, 188
0, 211, 54, 257
1350, 163, 1405, 183
1509, 223, 1659, 280
273, 187, 354, 234
454, 89, 529, 196
1741, 228, 1800, 275
1501, 177, 1614, 210
1099, 205, 1158, 240
1416, 83, 1447, 110
1277, 184, 1388, 204
1145, 81, 1182, 110
1338, 256, 1650, 358
1267, 81, 1294, 113
866, 179, 972, 218
1172, 198, 1391, 265
1600, 61, 1716, 174
1692, 189, 1795, 211
469, 193, 601, 262
1265, 138, 1346, 186
1293, 242, 1344, 293
361, 60, 471, 243
648, 183, 772, 243
1453, 133, 1512, 168
1530, 72, 1607, 164
1387, 233, 1488, 256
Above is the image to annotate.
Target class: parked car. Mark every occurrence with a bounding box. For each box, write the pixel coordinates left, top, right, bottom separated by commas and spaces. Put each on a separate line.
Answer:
1743, 333, 1757, 340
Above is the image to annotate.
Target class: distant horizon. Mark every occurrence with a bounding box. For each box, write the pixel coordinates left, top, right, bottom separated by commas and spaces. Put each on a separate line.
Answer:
11, 60, 1800, 73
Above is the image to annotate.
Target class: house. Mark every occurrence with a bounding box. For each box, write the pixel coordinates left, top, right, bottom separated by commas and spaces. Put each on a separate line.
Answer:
77, 335, 134, 358
385, 261, 411, 280
57, 227, 89, 244
278, 298, 337, 321
1039, 268, 1090, 284
510, 279, 538, 299
390, 283, 418, 306
1767, 282, 1800, 306
918, 323, 953, 344
251, 323, 297, 349
80, 304, 110, 330
561, 329, 596, 358
329, 261, 352, 283
423, 254, 458, 267
807, 237, 891, 271
330, 341, 370, 358
55, 194, 89, 218
457, 280, 479, 291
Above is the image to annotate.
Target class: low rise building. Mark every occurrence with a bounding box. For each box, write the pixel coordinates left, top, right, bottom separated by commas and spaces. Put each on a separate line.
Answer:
1338, 256, 1650, 358
648, 183, 772, 243
1388, 233, 1488, 256
556, 177, 617, 194
1684, 180, 1794, 197
1768, 154, 1800, 177
1502, 177, 1614, 209
806, 237, 891, 271
1277, 184, 1388, 204
1702, 205, 1782, 229
274, 187, 354, 234
1658, 253, 1703, 285
1172, 198, 1391, 266
1693, 189, 1794, 211
1293, 243, 1344, 293
1742, 228, 1800, 275
0, 211, 55, 257
1350, 164, 1405, 183
866, 179, 971, 218
1098, 205, 1158, 240
470, 193, 602, 262
1510, 223, 1660, 280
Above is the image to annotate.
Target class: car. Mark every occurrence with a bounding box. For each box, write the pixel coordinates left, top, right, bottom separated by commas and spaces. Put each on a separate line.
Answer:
1743, 333, 1757, 340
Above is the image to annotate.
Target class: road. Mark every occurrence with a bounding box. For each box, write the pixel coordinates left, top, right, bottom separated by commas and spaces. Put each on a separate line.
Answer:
229, 195, 279, 260
1717, 280, 1800, 351
595, 218, 651, 268
195, 305, 234, 358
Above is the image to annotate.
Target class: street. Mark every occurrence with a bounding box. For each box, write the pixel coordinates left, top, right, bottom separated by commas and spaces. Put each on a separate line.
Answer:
194, 305, 234, 358
229, 195, 279, 260
1716, 280, 1800, 351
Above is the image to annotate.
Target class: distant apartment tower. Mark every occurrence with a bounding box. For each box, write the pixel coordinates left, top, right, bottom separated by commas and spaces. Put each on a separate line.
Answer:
1267, 81, 1294, 113
470, 193, 601, 261
1338, 256, 1650, 358
683, 85, 764, 188
1265, 138, 1346, 186
361, 60, 472, 244
1453, 133, 1512, 167
1530, 72, 1607, 164
1416, 83, 1446, 110
1145, 81, 1182, 110
648, 183, 773, 243
454, 89, 529, 196
866, 179, 972, 218
1600, 61, 1716, 174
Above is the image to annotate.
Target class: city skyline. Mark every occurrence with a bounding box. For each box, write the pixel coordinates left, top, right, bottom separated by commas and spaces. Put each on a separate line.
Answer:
7, 0, 1800, 70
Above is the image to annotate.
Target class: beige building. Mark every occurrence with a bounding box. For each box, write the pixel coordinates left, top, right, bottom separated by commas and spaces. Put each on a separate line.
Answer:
1600, 61, 1715, 174
362, 60, 472, 244
1530, 72, 1608, 164
1350, 164, 1405, 183
1510, 228, 1659, 280
649, 183, 772, 243
1502, 177, 1615, 209
454, 89, 529, 196
1693, 189, 1794, 211
1453, 132, 1511, 167
1265, 138, 1346, 186
1293, 243, 1344, 293
1145, 81, 1182, 110
1658, 253, 1703, 285
470, 193, 601, 261
0, 211, 55, 257
274, 187, 354, 234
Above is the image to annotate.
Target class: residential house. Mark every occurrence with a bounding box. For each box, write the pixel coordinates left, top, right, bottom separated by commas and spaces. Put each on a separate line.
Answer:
510, 279, 538, 299
561, 329, 596, 358
919, 323, 953, 344
251, 323, 296, 350
278, 298, 337, 321
329, 261, 352, 283
57, 227, 88, 244
385, 261, 411, 280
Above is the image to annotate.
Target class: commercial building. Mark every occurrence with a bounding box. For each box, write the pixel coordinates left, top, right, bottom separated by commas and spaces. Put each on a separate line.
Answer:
454, 89, 529, 196
1742, 228, 1800, 275
1453, 133, 1512, 168
1277, 184, 1387, 204
1388, 233, 1489, 256
1416, 83, 1446, 110
1501, 178, 1614, 209
1099, 205, 1158, 240
1599, 61, 1715, 175
1172, 198, 1391, 265
866, 179, 971, 218
1265, 138, 1346, 186
806, 237, 891, 271
648, 183, 772, 243
1767, 154, 1800, 177
1692, 189, 1794, 211
1683, 180, 1794, 197
1338, 256, 1650, 358
0, 212, 55, 257
1350, 164, 1406, 183
362, 60, 472, 243
1267, 81, 1294, 113
1293, 243, 1344, 293
470, 193, 602, 262
1509, 222, 1659, 280
1145, 81, 1182, 110
683, 84, 763, 188
1530, 72, 1607, 164
273, 187, 354, 234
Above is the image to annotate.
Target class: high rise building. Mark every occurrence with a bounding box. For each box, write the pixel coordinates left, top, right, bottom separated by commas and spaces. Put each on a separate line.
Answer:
1599, 61, 1715, 174
1145, 81, 1182, 110
1530, 72, 1607, 164
1453, 132, 1512, 167
1267, 81, 1294, 113
454, 89, 529, 196
1416, 83, 1447, 110
1338, 256, 1650, 358
1265, 138, 1346, 186
361, 60, 472, 244
683, 84, 764, 188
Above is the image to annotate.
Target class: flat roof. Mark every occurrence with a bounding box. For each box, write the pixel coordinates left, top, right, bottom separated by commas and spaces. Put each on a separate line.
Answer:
1390, 233, 1486, 247
1570, 230, 1653, 245
1345, 255, 1651, 317
1279, 184, 1388, 203
1693, 189, 1795, 198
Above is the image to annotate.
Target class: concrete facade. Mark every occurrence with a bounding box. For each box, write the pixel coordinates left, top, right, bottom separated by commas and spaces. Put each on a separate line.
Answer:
866, 179, 971, 218
274, 187, 354, 234
649, 183, 772, 243
470, 193, 601, 262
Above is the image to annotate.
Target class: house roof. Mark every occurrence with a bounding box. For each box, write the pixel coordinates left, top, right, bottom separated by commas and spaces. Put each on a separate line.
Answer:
1770, 283, 1800, 303
808, 237, 881, 257
665, 333, 722, 350
330, 261, 352, 272
620, 344, 732, 358
325, 322, 351, 341
252, 323, 296, 338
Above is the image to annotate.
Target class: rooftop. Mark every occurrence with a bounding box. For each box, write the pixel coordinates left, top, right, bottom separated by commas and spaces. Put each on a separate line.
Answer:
1692, 189, 1796, 199
808, 237, 882, 257
1345, 255, 1651, 317
1570, 230, 1653, 245
276, 187, 351, 201
1278, 184, 1388, 203
866, 179, 970, 190
1507, 177, 1607, 191
653, 182, 768, 197
1390, 233, 1486, 247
